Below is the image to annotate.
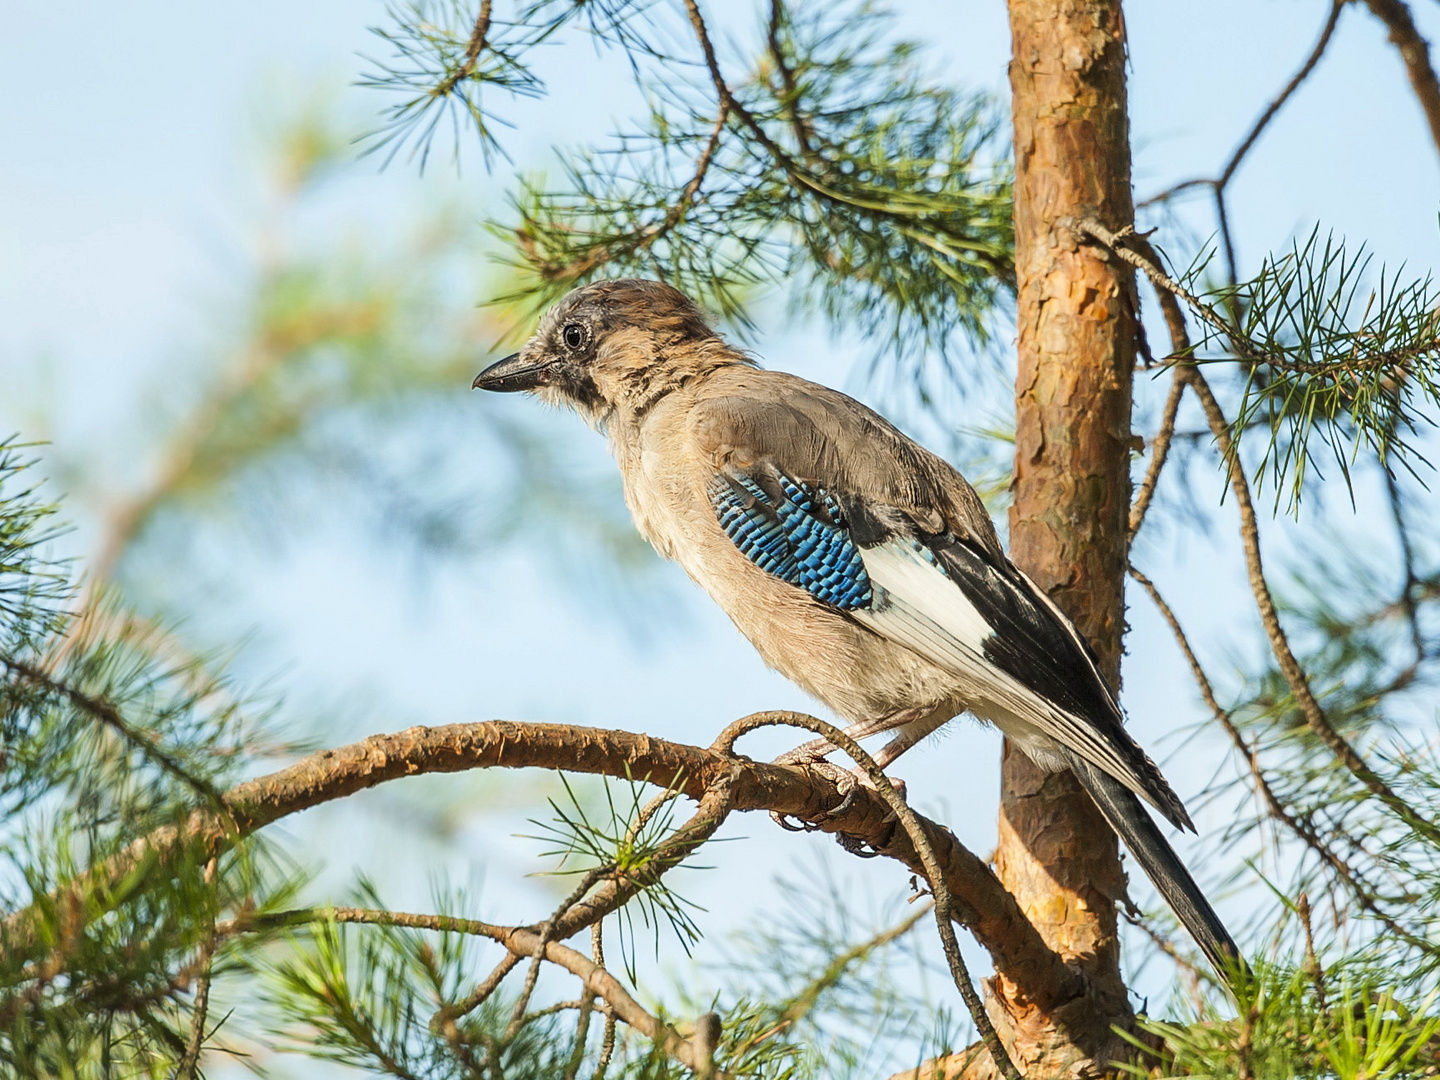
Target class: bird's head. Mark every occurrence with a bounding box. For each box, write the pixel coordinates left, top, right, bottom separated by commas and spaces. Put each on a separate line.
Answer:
472, 279, 747, 425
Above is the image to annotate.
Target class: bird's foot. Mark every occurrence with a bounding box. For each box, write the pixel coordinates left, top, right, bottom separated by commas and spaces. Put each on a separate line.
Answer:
770, 758, 909, 832
770, 759, 861, 831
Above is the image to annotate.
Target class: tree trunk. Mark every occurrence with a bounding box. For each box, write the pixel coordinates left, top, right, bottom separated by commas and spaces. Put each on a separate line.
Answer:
990, 0, 1140, 1073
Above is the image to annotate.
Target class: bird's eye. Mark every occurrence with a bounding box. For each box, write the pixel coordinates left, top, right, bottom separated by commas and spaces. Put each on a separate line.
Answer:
562, 323, 586, 351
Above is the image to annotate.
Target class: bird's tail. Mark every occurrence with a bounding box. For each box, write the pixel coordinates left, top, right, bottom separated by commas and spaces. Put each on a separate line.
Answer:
1069, 758, 1245, 987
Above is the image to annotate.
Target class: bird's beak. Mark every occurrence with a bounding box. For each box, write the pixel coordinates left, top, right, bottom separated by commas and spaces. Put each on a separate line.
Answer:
472, 352, 552, 392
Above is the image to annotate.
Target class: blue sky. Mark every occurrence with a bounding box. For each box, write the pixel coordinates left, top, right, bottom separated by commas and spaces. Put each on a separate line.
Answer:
3, 0, 1438, 1070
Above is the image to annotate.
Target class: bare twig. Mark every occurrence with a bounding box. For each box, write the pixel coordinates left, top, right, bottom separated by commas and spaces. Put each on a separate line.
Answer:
1097, 224, 1440, 834
716, 713, 1025, 1080
174, 945, 214, 1078
1129, 367, 1187, 540
505, 863, 616, 1039
1362, 0, 1440, 157
1142, 0, 1347, 210
1225, 0, 1349, 188
591, 923, 617, 1080
1140, 0, 1346, 287
562, 990, 594, 1080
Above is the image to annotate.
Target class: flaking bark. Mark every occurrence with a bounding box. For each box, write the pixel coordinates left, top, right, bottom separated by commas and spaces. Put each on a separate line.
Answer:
988, 0, 1140, 1073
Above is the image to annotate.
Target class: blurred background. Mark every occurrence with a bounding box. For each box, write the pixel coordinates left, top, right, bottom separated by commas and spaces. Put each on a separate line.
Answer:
3, 0, 1438, 1073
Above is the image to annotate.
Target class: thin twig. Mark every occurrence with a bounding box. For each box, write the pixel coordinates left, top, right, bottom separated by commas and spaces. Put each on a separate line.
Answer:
174, 944, 214, 1079
591, 923, 617, 1080
505, 863, 615, 1039
1094, 224, 1440, 835
716, 713, 1024, 1080
434, 952, 521, 1031
1078, 219, 1436, 385
1362, 0, 1440, 157
250, 905, 728, 1077
1141, 0, 1347, 209
1223, 0, 1349, 188
562, 991, 594, 1080
1129, 368, 1187, 540
433, 0, 494, 99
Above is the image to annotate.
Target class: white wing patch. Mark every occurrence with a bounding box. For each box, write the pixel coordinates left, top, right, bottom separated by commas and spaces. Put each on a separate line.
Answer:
852, 538, 1159, 811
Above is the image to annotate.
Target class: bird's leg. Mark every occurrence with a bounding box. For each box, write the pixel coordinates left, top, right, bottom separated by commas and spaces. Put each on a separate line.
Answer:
869, 708, 952, 771
772, 714, 912, 769
770, 709, 931, 831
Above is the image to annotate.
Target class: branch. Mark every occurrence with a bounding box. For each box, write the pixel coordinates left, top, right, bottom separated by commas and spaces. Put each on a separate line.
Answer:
436, 0, 494, 99
1141, 0, 1347, 209
0, 653, 228, 808
248, 905, 725, 1077
1091, 225, 1440, 854
715, 713, 1022, 1080
1362, 0, 1440, 158
521, 99, 730, 289
680, 0, 1012, 282
1128, 367, 1186, 540
1075, 219, 1435, 380
1127, 565, 1425, 948
2, 715, 1069, 1011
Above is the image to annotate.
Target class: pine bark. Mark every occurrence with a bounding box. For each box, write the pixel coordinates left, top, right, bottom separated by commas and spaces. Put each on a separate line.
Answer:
989, 0, 1140, 1073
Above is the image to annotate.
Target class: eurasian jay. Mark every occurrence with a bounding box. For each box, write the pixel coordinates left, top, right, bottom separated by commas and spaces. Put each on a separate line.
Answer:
473, 278, 1239, 978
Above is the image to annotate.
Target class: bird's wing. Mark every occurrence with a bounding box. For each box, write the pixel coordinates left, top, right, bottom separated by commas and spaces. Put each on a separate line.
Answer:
691, 378, 1191, 830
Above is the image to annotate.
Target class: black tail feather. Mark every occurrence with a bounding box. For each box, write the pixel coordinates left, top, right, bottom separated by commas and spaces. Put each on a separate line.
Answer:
1070, 758, 1245, 986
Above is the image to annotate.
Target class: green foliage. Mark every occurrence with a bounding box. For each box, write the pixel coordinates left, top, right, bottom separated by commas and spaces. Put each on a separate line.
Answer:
363, 0, 1014, 369
1126, 961, 1440, 1080
0, 443, 302, 1076
267, 896, 581, 1080
527, 775, 706, 982
1176, 229, 1440, 510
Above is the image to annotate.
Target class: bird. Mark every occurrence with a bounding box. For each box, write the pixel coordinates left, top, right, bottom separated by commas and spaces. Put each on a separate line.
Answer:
472, 277, 1241, 980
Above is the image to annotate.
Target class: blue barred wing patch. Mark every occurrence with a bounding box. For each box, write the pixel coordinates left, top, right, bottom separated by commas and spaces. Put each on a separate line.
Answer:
707, 470, 872, 610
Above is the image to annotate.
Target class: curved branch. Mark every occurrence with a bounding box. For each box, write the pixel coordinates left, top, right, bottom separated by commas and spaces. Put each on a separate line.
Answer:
2, 715, 1067, 1008
1140, 0, 1347, 209
1220, 0, 1348, 190
715, 712, 1023, 1080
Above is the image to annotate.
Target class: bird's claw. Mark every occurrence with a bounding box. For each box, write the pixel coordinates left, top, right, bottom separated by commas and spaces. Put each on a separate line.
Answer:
770, 759, 861, 831
770, 810, 825, 832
